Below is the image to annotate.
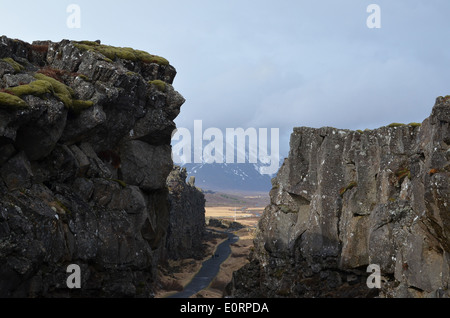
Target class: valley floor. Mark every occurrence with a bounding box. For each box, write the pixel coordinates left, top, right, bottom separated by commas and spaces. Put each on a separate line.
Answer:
155, 205, 261, 298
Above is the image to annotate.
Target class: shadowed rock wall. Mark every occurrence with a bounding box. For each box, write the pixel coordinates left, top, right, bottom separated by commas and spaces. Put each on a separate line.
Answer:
165, 166, 206, 260
0, 37, 185, 297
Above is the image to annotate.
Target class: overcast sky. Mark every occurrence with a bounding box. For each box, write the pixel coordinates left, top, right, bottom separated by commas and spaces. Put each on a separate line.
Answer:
1, 0, 449, 157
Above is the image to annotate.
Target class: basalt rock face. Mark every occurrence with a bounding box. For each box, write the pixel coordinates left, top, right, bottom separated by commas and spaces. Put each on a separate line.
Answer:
231, 97, 450, 298
0, 37, 185, 297
165, 166, 206, 260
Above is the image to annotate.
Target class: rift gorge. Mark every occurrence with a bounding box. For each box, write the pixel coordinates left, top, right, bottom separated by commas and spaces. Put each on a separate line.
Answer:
0, 37, 449, 298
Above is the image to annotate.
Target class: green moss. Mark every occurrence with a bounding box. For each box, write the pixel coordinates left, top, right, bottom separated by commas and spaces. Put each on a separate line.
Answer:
34, 73, 75, 105
0, 92, 29, 109
71, 99, 94, 114
1, 57, 24, 72
148, 80, 166, 92
339, 181, 358, 197
77, 40, 100, 47
134, 49, 169, 65
34, 73, 93, 112
408, 122, 422, 128
74, 42, 169, 65
388, 123, 406, 128
356, 129, 364, 134
8, 80, 53, 97
100, 46, 136, 61
1, 73, 93, 114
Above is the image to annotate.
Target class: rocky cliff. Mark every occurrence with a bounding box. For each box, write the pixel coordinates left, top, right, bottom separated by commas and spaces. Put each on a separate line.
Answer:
0, 36, 185, 297
231, 96, 450, 298
165, 166, 206, 260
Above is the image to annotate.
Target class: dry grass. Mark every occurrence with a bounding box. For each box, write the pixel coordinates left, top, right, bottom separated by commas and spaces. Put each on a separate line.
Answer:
30, 44, 49, 53
206, 206, 263, 228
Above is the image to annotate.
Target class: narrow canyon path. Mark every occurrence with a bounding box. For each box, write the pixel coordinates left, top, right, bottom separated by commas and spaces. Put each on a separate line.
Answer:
167, 229, 239, 298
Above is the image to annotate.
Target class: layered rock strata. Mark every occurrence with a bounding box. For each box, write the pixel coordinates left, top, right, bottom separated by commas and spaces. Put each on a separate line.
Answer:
231, 96, 450, 298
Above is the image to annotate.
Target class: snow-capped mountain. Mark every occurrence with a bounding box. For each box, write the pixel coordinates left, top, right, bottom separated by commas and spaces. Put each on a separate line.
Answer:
183, 162, 275, 192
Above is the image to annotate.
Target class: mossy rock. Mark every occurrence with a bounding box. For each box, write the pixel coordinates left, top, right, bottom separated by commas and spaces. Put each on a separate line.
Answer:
1, 57, 25, 72
70, 99, 94, 114
74, 41, 169, 65
408, 122, 422, 128
134, 49, 169, 65
148, 80, 166, 92
34, 73, 93, 112
2, 73, 94, 114
387, 123, 406, 128
7, 80, 53, 97
77, 40, 100, 47
34, 73, 75, 106
0, 92, 29, 110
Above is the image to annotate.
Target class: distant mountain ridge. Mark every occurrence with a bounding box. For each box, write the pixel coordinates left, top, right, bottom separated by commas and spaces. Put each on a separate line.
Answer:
183, 162, 275, 192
